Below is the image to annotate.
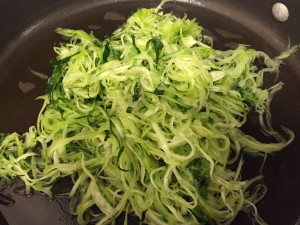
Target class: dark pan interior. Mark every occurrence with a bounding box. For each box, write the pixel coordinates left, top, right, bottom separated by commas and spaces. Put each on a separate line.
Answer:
0, 0, 300, 224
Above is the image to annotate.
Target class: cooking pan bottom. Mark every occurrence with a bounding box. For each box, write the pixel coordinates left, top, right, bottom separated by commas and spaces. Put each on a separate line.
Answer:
0, 1, 300, 225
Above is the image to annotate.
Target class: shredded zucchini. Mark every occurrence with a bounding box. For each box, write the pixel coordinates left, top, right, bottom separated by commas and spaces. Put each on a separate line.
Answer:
0, 2, 298, 225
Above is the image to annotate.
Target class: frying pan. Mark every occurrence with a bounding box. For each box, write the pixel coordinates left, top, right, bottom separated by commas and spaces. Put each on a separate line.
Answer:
0, 0, 300, 224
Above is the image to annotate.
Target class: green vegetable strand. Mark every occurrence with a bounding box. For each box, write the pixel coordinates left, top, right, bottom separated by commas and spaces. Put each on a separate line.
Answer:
0, 3, 298, 225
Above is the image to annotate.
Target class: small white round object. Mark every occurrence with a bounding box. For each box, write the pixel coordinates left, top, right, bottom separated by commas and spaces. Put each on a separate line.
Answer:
272, 3, 289, 22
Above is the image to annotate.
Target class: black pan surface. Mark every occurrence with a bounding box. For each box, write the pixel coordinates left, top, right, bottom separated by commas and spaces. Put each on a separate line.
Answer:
0, 0, 300, 224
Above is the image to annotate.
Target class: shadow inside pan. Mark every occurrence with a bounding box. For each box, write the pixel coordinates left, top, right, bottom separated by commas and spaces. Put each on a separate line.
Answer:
0, 0, 300, 225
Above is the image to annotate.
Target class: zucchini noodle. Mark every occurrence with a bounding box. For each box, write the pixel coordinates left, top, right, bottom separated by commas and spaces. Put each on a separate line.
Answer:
0, 2, 298, 225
